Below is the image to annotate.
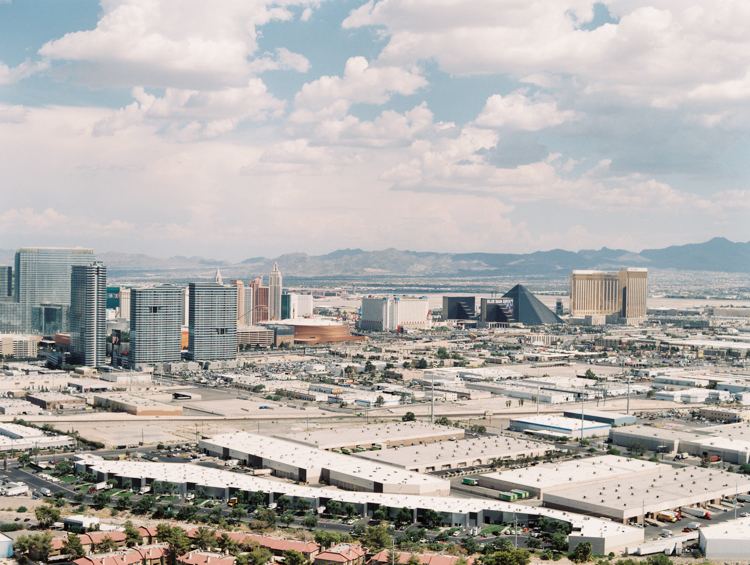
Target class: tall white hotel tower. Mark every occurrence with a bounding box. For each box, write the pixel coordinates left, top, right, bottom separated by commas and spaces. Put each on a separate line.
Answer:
268, 262, 282, 320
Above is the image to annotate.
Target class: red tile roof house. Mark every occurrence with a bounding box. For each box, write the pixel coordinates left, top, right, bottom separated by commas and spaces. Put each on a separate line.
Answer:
139, 527, 160, 545
177, 551, 236, 565
80, 532, 128, 553
72, 545, 170, 565
368, 552, 475, 565
313, 544, 366, 565
246, 535, 321, 560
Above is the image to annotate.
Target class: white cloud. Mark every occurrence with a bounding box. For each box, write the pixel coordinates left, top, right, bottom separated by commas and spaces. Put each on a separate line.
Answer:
290, 56, 427, 122
38, 0, 317, 89
93, 81, 285, 138
248, 48, 311, 74
0, 105, 29, 124
474, 91, 578, 131
343, 0, 750, 109
0, 59, 49, 84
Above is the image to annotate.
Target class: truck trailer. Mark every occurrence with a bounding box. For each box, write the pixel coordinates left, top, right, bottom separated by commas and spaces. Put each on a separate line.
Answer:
681, 507, 711, 519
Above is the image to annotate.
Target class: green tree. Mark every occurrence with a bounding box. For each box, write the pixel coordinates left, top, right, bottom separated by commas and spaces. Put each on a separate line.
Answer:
284, 550, 307, 565
364, 525, 391, 551
296, 498, 312, 513
525, 537, 542, 550
302, 514, 319, 529
550, 533, 568, 552
247, 548, 273, 565
395, 507, 412, 526
344, 503, 357, 517
407, 555, 422, 565
230, 506, 246, 522
570, 542, 592, 563
63, 533, 87, 559
372, 507, 388, 522
124, 520, 142, 547
315, 531, 342, 548
15, 532, 54, 561
249, 490, 266, 507
326, 500, 342, 515
461, 536, 479, 555
279, 513, 295, 527
606, 446, 621, 456
645, 555, 672, 565
53, 490, 66, 500
193, 528, 218, 550
34, 505, 61, 527
17, 453, 31, 464
494, 539, 514, 553
73, 492, 86, 504
402, 412, 416, 422
96, 536, 119, 553
423, 509, 443, 528
375, 395, 385, 407
218, 533, 240, 555
436, 347, 450, 359
92, 491, 112, 508
256, 508, 277, 528
627, 440, 647, 456
276, 495, 292, 511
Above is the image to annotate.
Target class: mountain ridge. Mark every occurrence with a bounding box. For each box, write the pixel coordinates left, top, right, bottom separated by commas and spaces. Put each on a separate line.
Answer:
0, 237, 748, 277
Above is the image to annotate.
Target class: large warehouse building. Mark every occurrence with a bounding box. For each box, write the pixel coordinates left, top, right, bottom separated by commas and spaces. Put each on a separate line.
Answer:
509, 415, 611, 439
562, 409, 636, 427
80, 459, 645, 555
356, 436, 555, 473
200, 432, 450, 496
277, 422, 465, 451
699, 517, 750, 558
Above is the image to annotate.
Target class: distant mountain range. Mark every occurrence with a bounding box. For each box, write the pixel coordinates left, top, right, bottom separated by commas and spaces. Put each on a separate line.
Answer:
1, 238, 748, 277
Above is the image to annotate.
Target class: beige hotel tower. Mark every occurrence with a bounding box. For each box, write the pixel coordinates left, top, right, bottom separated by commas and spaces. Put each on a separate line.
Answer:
570, 268, 647, 324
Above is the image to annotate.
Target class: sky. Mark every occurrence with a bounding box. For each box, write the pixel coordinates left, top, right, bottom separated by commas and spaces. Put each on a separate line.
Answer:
1, 0, 749, 262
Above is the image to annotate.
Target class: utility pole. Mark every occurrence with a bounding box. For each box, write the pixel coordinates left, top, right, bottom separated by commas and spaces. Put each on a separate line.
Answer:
514, 513, 518, 549
581, 395, 585, 443
537, 383, 540, 416
735, 481, 738, 521
431, 372, 435, 424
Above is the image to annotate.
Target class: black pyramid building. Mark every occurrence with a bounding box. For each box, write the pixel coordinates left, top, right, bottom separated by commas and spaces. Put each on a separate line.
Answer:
501, 284, 563, 325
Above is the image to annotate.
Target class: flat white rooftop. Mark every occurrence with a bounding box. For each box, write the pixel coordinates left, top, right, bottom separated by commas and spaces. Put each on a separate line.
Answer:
511, 415, 611, 431
277, 422, 463, 450
482, 456, 662, 491
699, 516, 750, 541
357, 436, 553, 469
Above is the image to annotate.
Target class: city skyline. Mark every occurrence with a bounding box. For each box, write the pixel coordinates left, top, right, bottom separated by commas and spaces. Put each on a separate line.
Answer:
1, 1, 749, 259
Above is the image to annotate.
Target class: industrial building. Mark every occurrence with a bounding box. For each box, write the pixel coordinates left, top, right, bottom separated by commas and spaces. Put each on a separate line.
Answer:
359, 296, 431, 331
509, 415, 611, 439
0, 422, 74, 450
608, 425, 692, 454
698, 517, 750, 558
543, 464, 750, 524
93, 393, 183, 416
200, 431, 451, 496
698, 406, 747, 422
0, 399, 42, 415
356, 436, 554, 473
277, 422, 465, 451
26, 392, 86, 410
82, 459, 644, 554
562, 409, 636, 427
478, 456, 662, 497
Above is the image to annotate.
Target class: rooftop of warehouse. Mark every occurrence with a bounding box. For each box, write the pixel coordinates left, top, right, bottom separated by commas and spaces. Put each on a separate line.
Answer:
610, 425, 696, 441
698, 516, 750, 540
547, 466, 750, 512
276, 422, 462, 448
511, 415, 611, 429
482, 455, 663, 489
85, 460, 639, 540
356, 436, 553, 467
202, 432, 449, 486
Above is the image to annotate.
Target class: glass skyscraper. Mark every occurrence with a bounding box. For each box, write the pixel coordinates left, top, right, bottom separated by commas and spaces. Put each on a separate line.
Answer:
129, 285, 182, 366
187, 282, 237, 361
70, 262, 106, 367
11, 247, 96, 335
